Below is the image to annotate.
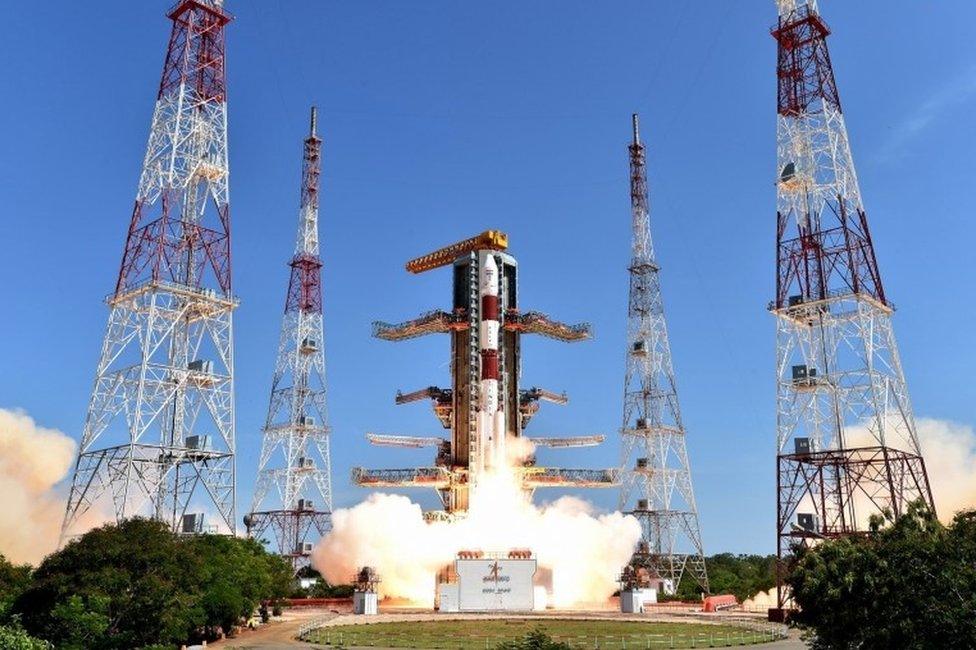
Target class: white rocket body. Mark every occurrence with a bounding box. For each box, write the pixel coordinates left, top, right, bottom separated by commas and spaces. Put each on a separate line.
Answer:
476, 253, 506, 478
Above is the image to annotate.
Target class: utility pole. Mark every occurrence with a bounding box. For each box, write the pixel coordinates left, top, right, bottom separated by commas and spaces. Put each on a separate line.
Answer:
769, 0, 935, 614
619, 114, 708, 595
246, 108, 333, 571
62, 0, 237, 540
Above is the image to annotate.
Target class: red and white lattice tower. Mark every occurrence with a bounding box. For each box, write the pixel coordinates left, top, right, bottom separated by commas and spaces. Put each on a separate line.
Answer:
619, 114, 708, 595
245, 108, 332, 570
770, 0, 935, 610
61, 0, 237, 540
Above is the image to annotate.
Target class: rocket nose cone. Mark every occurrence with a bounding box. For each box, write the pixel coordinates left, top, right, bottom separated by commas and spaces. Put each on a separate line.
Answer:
483, 253, 498, 271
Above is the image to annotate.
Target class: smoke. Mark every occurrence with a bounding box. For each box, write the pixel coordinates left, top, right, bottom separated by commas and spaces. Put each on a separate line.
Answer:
0, 408, 77, 565
742, 588, 776, 611
914, 417, 976, 522
843, 416, 976, 524
788, 416, 976, 534
313, 467, 641, 607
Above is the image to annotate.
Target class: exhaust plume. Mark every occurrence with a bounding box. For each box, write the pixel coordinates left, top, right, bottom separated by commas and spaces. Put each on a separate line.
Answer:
742, 587, 776, 611
313, 467, 640, 607
843, 416, 976, 523
0, 408, 77, 564
914, 417, 976, 522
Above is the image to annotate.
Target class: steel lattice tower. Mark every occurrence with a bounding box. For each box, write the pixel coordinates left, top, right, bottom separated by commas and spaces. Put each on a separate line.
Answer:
619, 114, 708, 595
62, 0, 237, 540
770, 0, 935, 611
245, 108, 333, 570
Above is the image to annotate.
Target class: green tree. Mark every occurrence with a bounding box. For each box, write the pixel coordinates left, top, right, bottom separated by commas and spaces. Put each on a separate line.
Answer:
0, 555, 32, 623
47, 595, 111, 650
185, 534, 292, 632
14, 518, 204, 649
787, 502, 976, 649
0, 624, 51, 650
13, 519, 295, 649
670, 553, 776, 601
307, 580, 354, 599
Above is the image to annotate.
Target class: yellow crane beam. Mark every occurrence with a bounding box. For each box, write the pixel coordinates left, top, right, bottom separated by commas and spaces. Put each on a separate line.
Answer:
405, 230, 508, 274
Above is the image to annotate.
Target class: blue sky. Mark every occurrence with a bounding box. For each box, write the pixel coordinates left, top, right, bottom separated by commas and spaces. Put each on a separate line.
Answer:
1, 1, 974, 554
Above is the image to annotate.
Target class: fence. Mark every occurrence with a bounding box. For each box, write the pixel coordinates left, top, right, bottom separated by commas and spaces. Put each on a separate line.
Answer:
298, 623, 788, 649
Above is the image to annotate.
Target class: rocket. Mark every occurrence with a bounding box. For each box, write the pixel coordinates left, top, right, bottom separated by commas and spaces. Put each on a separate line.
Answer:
477, 253, 507, 475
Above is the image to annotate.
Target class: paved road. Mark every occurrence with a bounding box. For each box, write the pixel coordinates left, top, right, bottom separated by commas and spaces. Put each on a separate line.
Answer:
209, 608, 338, 649
755, 631, 806, 649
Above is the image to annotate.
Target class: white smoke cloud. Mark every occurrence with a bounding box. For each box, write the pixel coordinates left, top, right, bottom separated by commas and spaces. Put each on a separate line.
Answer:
843, 416, 976, 524
313, 469, 641, 607
788, 417, 976, 534
742, 587, 776, 611
914, 417, 976, 522
0, 408, 78, 565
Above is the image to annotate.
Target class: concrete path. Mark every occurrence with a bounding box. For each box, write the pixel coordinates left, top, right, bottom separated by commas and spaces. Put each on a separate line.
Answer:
209, 608, 338, 649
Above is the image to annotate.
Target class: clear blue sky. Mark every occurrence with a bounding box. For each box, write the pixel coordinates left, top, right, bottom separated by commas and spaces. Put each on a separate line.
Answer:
1, 1, 973, 554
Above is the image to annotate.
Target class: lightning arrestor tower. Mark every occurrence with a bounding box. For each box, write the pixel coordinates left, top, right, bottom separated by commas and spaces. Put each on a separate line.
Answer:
770, 0, 935, 612
619, 114, 708, 594
245, 108, 333, 570
62, 0, 237, 540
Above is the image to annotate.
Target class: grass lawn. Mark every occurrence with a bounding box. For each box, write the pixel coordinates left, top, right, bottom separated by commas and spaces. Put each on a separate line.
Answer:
305, 618, 779, 648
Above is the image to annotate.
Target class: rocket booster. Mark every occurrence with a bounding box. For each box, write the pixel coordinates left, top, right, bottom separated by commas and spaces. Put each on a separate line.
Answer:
476, 253, 506, 476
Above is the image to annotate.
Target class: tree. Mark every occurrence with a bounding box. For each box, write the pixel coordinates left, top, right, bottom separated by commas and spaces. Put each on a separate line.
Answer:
12, 519, 294, 649
670, 553, 776, 601
0, 555, 32, 623
184, 534, 292, 633
47, 595, 110, 650
14, 518, 204, 649
787, 502, 976, 649
0, 624, 51, 650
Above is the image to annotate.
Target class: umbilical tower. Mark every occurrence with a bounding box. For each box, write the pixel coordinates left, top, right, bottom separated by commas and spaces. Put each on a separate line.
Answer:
618, 115, 708, 594
62, 0, 237, 539
245, 108, 333, 570
770, 0, 935, 610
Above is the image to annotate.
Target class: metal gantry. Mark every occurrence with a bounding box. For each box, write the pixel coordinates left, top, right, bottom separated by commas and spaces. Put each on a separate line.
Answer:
618, 114, 708, 595
61, 0, 237, 541
770, 0, 935, 611
356, 234, 615, 517
245, 108, 333, 571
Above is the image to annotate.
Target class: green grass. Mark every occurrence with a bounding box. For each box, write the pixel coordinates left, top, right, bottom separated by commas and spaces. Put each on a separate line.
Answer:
305, 619, 781, 648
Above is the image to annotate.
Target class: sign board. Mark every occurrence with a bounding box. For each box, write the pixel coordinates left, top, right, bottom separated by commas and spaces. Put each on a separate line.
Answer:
455, 558, 536, 611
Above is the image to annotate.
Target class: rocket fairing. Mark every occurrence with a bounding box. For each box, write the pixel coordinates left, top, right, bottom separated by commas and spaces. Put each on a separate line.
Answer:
477, 253, 507, 477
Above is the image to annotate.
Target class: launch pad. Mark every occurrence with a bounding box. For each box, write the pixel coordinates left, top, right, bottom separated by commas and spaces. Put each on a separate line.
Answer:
353, 231, 618, 515
436, 550, 541, 613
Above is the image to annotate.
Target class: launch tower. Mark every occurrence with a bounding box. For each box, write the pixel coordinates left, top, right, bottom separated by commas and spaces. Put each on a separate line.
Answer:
770, 0, 935, 612
355, 233, 617, 516
245, 108, 333, 570
62, 0, 237, 539
618, 115, 708, 594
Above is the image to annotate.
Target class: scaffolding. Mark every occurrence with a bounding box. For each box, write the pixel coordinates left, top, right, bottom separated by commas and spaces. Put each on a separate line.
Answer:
526, 436, 605, 448
351, 467, 456, 489
507, 311, 591, 342
373, 310, 461, 341
522, 467, 619, 488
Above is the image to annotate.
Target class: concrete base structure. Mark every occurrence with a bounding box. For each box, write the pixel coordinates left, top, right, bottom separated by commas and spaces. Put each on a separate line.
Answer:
353, 591, 378, 615
437, 583, 460, 612
619, 588, 657, 613
437, 554, 538, 612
